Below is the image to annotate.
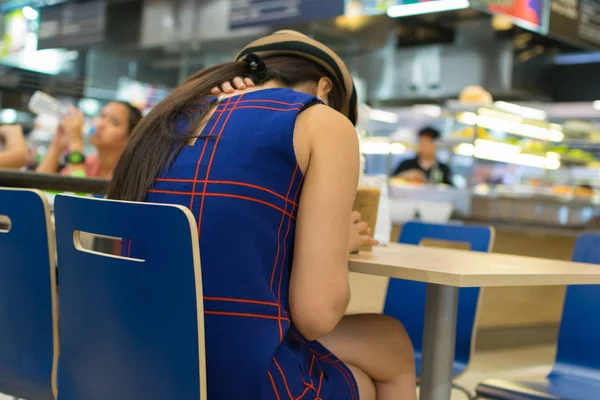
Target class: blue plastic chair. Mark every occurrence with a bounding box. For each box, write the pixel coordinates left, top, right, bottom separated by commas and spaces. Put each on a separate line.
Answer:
54, 195, 206, 400
0, 188, 58, 400
476, 233, 600, 400
383, 221, 495, 377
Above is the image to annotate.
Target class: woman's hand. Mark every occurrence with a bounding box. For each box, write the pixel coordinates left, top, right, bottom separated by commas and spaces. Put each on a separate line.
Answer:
211, 77, 255, 95
348, 211, 378, 253
61, 105, 85, 152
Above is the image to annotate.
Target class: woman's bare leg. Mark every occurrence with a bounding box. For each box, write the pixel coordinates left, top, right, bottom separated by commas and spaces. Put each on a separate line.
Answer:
319, 314, 417, 400
347, 364, 376, 400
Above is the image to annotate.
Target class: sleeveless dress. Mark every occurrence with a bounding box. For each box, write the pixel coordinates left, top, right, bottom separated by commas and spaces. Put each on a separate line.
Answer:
129, 88, 359, 399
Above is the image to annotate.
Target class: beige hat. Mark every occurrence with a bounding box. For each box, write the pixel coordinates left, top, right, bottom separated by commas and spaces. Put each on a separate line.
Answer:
235, 30, 358, 125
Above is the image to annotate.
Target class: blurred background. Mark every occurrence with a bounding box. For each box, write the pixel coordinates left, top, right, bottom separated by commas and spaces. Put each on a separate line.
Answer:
0, 0, 600, 228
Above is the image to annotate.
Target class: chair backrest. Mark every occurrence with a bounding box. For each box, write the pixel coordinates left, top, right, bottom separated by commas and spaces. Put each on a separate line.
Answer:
0, 188, 58, 400
552, 233, 600, 377
383, 221, 494, 376
54, 195, 206, 400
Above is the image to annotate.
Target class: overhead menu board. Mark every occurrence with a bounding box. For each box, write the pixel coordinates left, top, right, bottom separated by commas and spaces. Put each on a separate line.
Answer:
230, 0, 344, 28
38, 0, 106, 50
549, 0, 600, 48
345, 0, 440, 16
470, 0, 548, 33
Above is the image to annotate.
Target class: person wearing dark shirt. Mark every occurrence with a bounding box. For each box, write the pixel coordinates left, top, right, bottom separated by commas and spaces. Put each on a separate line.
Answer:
392, 126, 453, 185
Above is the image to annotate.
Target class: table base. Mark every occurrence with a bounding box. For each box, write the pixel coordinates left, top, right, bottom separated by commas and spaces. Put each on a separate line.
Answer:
420, 284, 459, 400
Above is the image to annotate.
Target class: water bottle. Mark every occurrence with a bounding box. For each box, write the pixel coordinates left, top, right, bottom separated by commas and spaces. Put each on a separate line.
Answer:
374, 176, 392, 246
28, 91, 66, 118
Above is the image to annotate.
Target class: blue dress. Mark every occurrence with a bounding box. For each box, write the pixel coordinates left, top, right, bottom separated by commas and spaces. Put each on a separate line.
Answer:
134, 88, 359, 399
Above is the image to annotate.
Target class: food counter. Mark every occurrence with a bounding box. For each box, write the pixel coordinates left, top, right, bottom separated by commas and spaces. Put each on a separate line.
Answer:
388, 180, 600, 230
385, 181, 596, 348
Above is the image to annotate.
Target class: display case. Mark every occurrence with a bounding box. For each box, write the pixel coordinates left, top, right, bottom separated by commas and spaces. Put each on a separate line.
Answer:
360, 101, 600, 227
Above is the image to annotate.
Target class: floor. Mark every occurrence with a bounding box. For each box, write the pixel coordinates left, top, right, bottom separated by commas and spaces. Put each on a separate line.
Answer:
450, 344, 555, 399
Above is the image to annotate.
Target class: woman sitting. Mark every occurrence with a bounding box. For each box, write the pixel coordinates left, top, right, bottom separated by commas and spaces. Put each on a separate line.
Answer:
108, 31, 416, 400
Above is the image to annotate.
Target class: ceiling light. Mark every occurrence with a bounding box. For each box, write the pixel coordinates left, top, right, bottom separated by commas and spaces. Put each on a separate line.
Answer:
22, 6, 38, 21
455, 143, 475, 156
547, 129, 564, 142
457, 112, 478, 125
593, 100, 600, 111
458, 113, 564, 142
494, 101, 547, 120
412, 104, 442, 118
369, 109, 399, 124
360, 140, 406, 155
454, 139, 561, 169
387, 0, 469, 18
0, 109, 17, 124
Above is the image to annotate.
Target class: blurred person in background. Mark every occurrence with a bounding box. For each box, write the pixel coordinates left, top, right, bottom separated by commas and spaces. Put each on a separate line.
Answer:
0, 124, 28, 169
393, 126, 453, 185
36, 101, 142, 178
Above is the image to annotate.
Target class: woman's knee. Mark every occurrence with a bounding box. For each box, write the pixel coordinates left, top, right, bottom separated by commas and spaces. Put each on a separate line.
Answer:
338, 314, 415, 373
353, 314, 414, 351
371, 315, 415, 372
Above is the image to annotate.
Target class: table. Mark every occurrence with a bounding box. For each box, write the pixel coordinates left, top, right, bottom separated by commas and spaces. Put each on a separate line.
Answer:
348, 243, 600, 400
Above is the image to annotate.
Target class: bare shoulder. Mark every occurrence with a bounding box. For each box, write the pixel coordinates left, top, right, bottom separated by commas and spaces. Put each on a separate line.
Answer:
296, 104, 356, 139
293, 105, 358, 173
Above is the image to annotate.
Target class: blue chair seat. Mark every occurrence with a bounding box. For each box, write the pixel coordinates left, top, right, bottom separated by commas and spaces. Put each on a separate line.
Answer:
477, 374, 600, 400
476, 233, 600, 400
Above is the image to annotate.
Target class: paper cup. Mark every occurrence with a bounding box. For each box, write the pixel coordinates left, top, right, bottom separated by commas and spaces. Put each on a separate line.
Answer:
353, 186, 381, 251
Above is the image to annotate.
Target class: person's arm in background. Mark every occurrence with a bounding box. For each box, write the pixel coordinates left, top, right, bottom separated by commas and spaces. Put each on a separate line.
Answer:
37, 106, 85, 175
36, 127, 66, 174
289, 105, 362, 341
0, 125, 28, 169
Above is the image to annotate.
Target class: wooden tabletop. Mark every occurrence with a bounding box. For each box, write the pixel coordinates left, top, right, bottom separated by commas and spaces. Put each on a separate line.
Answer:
348, 243, 600, 287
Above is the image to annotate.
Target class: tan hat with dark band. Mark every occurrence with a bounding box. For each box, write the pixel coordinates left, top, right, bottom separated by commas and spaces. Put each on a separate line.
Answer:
235, 30, 358, 126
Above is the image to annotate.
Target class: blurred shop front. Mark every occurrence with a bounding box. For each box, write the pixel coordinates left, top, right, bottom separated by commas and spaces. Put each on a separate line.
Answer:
2, 0, 600, 235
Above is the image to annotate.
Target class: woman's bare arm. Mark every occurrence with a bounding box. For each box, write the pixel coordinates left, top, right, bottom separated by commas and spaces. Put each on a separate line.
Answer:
289, 105, 359, 340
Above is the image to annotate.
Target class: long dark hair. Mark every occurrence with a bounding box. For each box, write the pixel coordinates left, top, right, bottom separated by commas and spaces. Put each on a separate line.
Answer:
107, 56, 344, 201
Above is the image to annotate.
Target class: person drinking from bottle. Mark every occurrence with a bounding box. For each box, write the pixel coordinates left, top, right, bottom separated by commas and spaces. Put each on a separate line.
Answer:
37, 101, 142, 178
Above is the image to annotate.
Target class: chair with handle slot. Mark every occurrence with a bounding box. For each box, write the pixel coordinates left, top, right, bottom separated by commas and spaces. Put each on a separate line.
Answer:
383, 221, 495, 378
54, 195, 206, 400
476, 233, 600, 400
0, 188, 58, 400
